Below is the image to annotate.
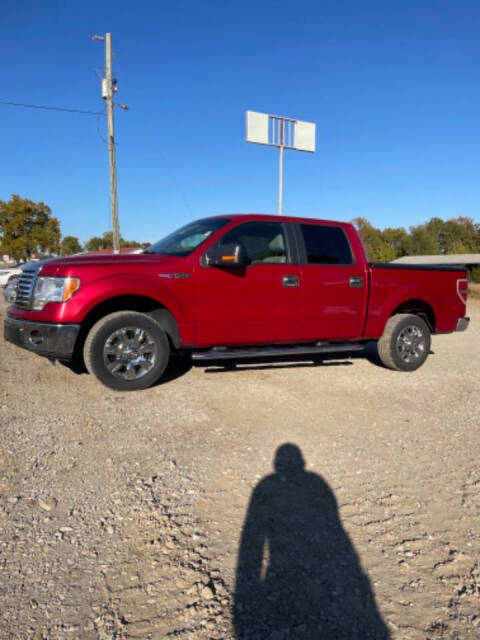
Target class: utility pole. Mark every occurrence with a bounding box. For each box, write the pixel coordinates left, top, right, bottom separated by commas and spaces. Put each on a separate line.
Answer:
105, 33, 120, 254
92, 32, 120, 253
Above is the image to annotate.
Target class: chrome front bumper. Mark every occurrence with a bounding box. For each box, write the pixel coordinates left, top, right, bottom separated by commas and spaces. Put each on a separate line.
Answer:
4, 317, 81, 360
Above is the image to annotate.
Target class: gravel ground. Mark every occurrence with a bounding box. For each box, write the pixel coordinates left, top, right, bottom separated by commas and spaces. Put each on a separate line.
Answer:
0, 298, 479, 640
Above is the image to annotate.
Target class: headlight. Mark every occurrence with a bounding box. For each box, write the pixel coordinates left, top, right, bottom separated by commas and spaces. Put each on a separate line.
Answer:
32, 277, 81, 310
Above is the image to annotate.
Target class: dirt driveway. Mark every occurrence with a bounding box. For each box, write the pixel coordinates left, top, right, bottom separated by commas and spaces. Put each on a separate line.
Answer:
1, 298, 479, 639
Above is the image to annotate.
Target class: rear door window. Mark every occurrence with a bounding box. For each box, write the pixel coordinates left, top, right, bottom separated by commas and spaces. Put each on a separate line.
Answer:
300, 224, 353, 265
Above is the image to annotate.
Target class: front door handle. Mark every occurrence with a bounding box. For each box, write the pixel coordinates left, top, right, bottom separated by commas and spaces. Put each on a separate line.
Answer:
349, 276, 364, 288
283, 274, 299, 288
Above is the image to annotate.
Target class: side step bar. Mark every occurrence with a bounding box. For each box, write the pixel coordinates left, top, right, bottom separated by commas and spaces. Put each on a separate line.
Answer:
191, 343, 364, 362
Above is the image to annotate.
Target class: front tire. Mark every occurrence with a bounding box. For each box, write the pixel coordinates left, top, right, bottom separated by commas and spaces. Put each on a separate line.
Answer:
377, 313, 431, 372
83, 311, 170, 391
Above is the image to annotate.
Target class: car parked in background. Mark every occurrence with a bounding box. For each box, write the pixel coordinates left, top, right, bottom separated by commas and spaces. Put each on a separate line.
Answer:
0, 264, 24, 287
3, 275, 20, 303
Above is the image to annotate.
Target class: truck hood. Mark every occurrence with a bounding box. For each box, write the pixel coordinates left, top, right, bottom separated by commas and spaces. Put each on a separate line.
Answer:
39, 253, 186, 269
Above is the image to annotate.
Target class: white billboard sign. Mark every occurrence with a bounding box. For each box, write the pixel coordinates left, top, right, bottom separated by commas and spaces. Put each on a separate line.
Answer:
246, 111, 269, 145
246, 110, 316, 152
245, 110, 316, 215
294, 120, 316, 152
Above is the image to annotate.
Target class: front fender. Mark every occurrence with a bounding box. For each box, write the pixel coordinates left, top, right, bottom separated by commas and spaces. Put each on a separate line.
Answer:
68, 273, 193, 323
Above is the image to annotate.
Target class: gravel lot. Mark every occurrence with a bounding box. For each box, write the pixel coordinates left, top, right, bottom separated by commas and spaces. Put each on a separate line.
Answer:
1, 297, 479, 640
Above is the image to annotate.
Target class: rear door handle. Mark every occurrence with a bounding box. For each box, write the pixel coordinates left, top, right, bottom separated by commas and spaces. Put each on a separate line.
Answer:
349, 276, 364, 288
282, 274, 299, 288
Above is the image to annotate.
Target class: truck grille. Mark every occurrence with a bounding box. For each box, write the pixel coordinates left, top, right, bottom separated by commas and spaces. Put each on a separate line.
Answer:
14, 268, 38, 309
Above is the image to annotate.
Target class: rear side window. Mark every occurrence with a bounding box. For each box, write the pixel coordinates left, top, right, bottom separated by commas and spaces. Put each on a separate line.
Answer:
300, 224, 353, 265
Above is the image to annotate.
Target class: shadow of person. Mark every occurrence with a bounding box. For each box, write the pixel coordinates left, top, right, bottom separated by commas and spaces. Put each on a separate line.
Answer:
234, 444, 390, 640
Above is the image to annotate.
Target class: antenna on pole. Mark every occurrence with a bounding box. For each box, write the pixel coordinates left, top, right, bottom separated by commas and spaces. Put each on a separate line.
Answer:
92, 32, 126, 253
246, 111, 316, 215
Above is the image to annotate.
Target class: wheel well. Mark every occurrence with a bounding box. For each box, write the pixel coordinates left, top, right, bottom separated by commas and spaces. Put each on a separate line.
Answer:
73, 295, 181, 360
391, 299, 436, 332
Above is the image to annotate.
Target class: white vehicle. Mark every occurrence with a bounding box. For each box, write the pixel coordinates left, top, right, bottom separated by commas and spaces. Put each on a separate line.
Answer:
3, 275, 19, 303
0, 264, 24, 287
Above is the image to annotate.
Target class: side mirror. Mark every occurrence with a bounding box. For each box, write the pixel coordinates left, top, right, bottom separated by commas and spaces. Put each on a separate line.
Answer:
205, 243, 248, 268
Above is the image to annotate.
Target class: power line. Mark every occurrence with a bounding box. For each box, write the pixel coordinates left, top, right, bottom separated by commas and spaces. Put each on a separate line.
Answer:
0, 100, 105, 116
156, 145, 195, 220
96, 105, 108, 144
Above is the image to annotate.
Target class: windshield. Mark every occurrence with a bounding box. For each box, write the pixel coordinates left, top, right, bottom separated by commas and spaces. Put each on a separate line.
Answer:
144, 218, 231, 257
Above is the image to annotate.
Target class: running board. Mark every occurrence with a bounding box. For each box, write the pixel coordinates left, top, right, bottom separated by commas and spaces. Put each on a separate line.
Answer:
191, 343, 364, 362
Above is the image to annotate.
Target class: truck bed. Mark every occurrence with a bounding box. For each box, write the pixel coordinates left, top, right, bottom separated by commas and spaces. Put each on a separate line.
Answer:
365, 262, 467, 336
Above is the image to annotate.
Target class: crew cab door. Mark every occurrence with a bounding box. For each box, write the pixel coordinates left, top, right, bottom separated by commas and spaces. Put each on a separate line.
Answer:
295, 223, 368, 340
193, 221, 303, 346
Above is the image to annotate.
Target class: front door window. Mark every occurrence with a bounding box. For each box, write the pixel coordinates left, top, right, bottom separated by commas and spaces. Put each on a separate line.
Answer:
219, 222, 288, 265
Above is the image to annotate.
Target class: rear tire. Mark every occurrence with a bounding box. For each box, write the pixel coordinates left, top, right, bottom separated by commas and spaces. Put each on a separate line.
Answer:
377, 313, 430, 372
83, 311, 170, 391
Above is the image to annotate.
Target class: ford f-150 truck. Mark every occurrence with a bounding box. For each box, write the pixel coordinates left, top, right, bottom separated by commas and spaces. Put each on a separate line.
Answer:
4, 214, 469, 390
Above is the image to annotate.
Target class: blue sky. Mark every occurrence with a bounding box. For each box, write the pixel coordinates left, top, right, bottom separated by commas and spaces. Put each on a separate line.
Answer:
1, 0, 479, 244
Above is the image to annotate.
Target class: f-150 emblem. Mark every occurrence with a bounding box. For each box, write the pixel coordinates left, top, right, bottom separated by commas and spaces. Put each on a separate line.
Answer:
158, 273, 190, 279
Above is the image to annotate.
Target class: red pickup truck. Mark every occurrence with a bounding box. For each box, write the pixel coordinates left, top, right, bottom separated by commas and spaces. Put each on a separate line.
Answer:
4, 214, 469, 390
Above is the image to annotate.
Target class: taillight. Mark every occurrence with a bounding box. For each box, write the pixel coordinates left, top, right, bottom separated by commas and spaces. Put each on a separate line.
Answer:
457, 278, 468, 304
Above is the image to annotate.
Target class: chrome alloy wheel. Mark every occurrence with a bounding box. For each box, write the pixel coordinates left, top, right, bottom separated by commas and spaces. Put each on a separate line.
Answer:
395, 325, 426, 364
102, 326, 158, 380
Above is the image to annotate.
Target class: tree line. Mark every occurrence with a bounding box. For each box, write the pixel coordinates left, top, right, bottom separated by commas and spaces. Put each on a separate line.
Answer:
353, 216, 479, 261
1, 194, 479, 280
61, 231, 143, 255
0, 195, 144, 261
352, 216, 480, 282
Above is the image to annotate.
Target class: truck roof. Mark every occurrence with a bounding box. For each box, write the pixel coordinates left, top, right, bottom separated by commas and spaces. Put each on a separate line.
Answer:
206, 213, 354, 228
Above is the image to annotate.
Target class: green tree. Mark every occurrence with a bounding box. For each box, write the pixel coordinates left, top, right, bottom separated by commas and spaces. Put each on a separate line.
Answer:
351, 217, 396, 262
85, 230, 142, 251
85, 235, 107, 251
423, 217, 446, 252
60, 235, 83, 256
408, 224, 440, 255
408, 216, 479, 255
382, 227, 411, 258
0, 194, 61, 261
442, 217, 479, 254
352, 214, 479, 262
469, 266, 480, 283
121, 238, 142, 248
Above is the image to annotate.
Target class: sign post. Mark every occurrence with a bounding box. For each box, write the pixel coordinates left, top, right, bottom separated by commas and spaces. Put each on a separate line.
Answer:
246, 111, 316, 215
